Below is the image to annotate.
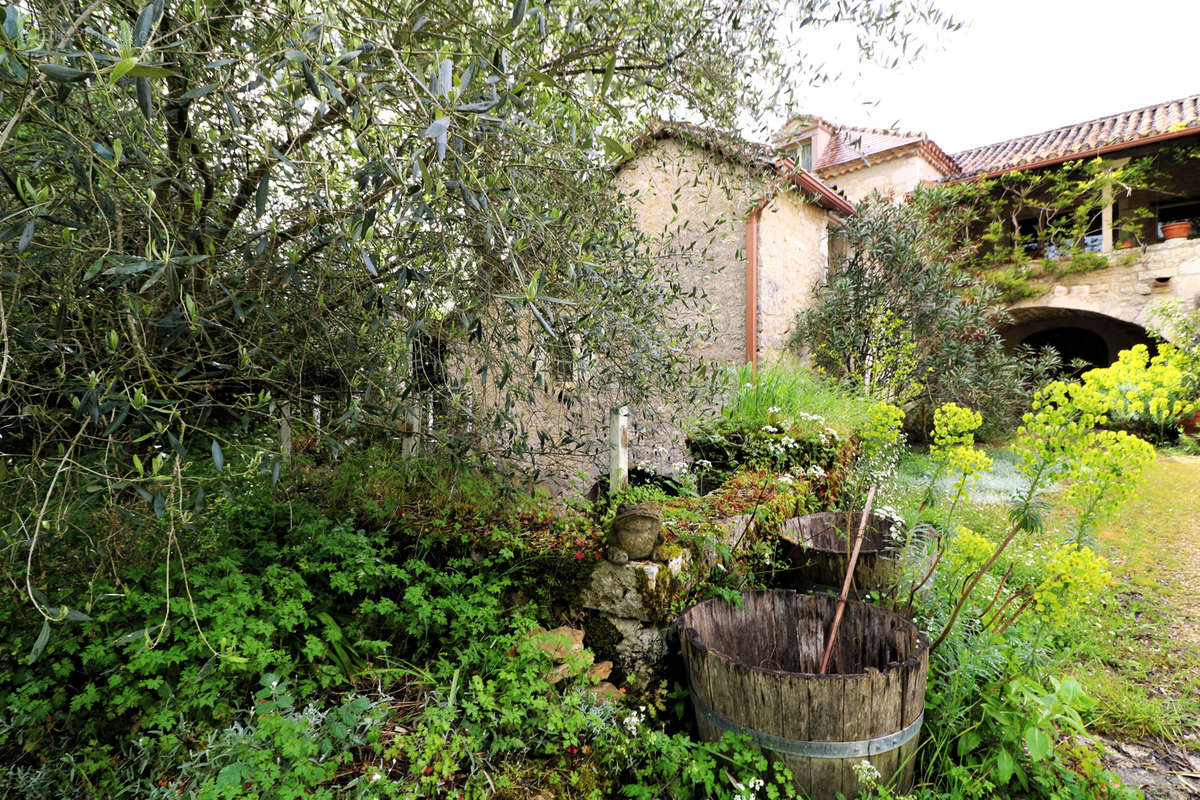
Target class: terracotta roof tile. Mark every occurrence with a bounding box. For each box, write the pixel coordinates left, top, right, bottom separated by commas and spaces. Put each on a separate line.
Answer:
777, 116, 958, 176
815, 127, 929, 170
950, 94, 1200, 179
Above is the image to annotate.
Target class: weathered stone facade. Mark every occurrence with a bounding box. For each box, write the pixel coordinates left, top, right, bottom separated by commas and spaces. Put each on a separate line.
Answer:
615, 139, 755, 366
1004, 239, 1200, 357
615, 138, 837, 366
605, 136, 841, 474
756, 190, 831, 358
820, 151, 947, 203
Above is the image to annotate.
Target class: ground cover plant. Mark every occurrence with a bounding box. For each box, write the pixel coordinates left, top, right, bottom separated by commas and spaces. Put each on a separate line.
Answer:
4, 350, 1188, 799
676, 360, 1168, 799
0, 449, 808, 799
870, 372, 1160, 799
1057, 455, 1200, 745
0, 0, 966, 792
0, 365, 879, 798
686, 362, 870, 496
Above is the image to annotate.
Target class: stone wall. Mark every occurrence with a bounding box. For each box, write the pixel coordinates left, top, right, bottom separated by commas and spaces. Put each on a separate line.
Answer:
446, 141, 767, 492
611, 140, 840, 473
615, 139, 763, 367
467, 139, 840, 491
756, 191, 831, 359
820, 152, 945, 203
1009, 238, 1200, 327
577, 511, 754, 683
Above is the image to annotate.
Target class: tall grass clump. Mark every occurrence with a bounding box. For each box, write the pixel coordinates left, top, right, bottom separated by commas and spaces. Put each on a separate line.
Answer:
685, 362, 872, 498
722, 360, 875, 436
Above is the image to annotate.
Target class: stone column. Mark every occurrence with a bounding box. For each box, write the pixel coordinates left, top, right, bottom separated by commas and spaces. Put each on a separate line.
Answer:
1102, 157, 1129, 254
1102, 180, 1114, 254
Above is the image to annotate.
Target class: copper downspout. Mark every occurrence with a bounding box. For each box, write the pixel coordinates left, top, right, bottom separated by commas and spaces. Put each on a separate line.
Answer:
744, 206, 761, 366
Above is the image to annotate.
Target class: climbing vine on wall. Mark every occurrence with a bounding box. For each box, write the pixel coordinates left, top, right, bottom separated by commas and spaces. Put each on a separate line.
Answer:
921, 144, 1200, 301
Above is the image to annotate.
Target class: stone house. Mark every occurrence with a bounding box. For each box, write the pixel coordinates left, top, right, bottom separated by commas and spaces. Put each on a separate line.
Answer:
452, 94, 1200, 489
615, 122, 854, 368
774, 114, 959, 203
938, 95, 1200, 364
626, 94, 1200, 384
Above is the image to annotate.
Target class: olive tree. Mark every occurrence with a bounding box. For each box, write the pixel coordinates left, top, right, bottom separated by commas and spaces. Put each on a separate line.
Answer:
0, 0, 954, 619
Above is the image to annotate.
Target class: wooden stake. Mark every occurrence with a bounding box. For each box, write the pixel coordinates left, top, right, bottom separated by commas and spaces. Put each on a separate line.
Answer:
818, 485, 877, 675
609, 406, 629, 492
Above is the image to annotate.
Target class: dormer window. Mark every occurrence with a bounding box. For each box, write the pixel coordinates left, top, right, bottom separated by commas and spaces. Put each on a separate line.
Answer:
798, 139, 813, 171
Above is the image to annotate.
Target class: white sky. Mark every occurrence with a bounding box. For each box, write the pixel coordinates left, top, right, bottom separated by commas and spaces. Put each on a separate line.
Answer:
777, 0, 1200, 154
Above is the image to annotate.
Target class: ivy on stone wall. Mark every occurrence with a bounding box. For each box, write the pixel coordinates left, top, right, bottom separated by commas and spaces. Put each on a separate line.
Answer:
925, 144, 1200, 301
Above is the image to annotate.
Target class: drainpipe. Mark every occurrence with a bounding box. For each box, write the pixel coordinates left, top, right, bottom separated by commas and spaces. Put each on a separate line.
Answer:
745, 206, 761, 366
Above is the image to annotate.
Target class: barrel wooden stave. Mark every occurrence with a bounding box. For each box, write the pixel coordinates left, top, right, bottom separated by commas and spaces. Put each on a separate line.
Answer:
779, 513, 898, 591
678, 590, 929, 800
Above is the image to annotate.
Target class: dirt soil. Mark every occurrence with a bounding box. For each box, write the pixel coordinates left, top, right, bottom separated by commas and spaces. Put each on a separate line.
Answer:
1097, 736, 1200, 799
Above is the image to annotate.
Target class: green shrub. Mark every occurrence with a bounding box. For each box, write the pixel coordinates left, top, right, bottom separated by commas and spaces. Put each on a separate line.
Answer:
0, 489, 408, 757
791, 192, 1061, 438
0, 680, 382, 799
922, 624, 1136, 800
717, 361, 875, 435
989, 268, 1044, 302
686, 363, 864, 499
297, 446, 605, 566
918, 522, 1137, 799
1079, 343, 1195, 441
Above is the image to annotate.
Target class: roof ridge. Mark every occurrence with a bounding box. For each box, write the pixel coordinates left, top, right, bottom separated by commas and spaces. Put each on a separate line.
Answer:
780, 114, 837, 132
627, 119, 854, 214
836, 124, 929, 141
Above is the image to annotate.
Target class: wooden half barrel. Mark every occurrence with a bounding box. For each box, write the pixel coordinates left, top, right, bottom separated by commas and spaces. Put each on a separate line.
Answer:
779, 512, 897, 591
677, 590, 929, 800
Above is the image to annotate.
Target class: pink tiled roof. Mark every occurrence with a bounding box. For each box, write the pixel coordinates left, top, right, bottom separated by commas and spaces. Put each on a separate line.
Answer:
951, 94, 1200, 179
816, 127, 930, 170
778, 116, 958, 177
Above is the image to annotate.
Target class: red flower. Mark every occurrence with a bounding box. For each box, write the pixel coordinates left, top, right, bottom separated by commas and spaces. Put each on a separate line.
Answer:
575, 550, 585, 560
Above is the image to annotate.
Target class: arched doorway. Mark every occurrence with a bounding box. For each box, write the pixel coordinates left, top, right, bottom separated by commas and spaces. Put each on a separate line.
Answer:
1000, 307, 1156, 373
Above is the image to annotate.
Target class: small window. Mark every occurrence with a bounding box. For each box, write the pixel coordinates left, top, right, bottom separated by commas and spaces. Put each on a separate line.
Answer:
1016, 216, 1041, 253
798, 140, 813, 172
412, 333, 446, 394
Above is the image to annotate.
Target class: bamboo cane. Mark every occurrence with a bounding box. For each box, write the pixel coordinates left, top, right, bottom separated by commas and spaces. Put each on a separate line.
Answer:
818, 485, 877, 675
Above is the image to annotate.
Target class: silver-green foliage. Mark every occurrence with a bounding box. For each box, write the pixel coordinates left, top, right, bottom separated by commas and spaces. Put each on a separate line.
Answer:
0, 0, 956, 618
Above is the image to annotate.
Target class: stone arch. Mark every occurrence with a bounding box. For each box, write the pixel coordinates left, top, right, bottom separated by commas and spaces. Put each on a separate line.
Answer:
999, 306, 1156, 370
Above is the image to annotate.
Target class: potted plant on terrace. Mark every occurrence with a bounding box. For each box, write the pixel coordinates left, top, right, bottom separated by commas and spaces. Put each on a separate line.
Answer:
1161, 219, 1192, 240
